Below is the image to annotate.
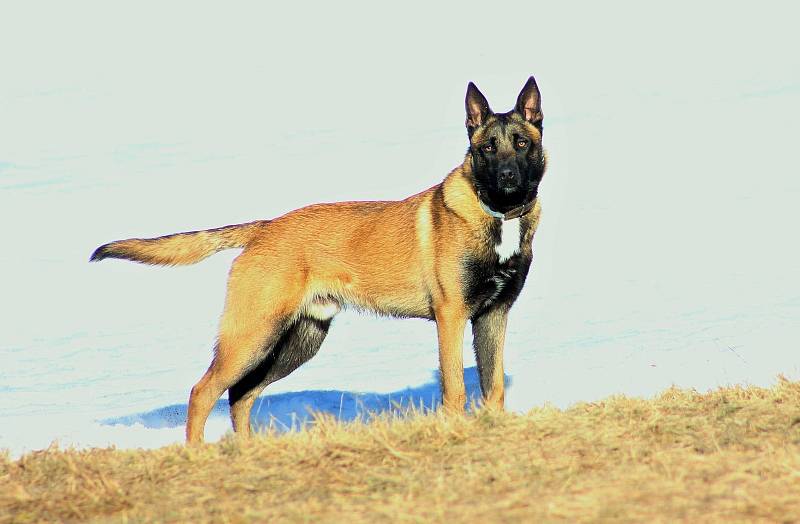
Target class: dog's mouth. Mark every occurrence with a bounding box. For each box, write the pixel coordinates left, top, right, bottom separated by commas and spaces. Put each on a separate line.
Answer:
500, 186, 519, 195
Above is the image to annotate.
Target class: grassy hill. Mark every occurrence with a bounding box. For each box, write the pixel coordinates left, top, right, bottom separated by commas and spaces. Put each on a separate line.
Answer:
3, 378, 799, 523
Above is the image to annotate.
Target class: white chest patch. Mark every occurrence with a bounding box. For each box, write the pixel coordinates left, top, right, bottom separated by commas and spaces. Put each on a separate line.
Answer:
496, 217, 521, 263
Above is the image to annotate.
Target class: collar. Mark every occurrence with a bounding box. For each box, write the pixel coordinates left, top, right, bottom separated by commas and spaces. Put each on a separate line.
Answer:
477, 191, 536, 221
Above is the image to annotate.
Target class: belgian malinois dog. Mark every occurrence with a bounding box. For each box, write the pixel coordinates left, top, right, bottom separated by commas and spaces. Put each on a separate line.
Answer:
92, 76, 547, 443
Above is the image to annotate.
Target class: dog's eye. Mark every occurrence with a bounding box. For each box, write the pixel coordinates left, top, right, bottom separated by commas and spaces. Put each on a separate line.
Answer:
516, 138, 528, 149
482, 144, 495, 153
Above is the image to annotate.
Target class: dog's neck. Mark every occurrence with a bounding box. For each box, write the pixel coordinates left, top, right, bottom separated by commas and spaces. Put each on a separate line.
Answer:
476, 190, 536, 221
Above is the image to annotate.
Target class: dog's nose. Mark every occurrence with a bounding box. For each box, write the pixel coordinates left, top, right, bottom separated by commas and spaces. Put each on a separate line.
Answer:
498, 169, 518, 186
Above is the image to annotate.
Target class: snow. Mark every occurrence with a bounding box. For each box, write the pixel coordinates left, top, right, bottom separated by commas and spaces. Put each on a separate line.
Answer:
1, 3, 799, 458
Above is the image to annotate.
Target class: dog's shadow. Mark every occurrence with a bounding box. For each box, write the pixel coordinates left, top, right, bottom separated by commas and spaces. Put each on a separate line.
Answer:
102, 366, 509, 431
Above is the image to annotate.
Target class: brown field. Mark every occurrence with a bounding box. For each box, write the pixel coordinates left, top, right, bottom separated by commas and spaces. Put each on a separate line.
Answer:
2, 378, 799, 523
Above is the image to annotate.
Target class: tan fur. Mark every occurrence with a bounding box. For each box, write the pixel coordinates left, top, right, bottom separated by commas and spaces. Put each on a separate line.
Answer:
91, 221, 266, 266
94, 89, 546, 443
471, 307, 509, 410
95, 156, 542, 443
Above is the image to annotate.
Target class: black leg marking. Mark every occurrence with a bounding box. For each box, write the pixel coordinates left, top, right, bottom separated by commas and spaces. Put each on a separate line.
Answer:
228, 317, 331, 415
471, 307, 508, 399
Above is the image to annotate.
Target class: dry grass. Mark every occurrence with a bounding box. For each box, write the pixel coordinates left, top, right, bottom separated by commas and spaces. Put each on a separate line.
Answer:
2, 378, 800, 523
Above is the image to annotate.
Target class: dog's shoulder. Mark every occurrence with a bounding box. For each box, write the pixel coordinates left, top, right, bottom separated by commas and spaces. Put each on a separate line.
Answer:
422, 162, 489, 242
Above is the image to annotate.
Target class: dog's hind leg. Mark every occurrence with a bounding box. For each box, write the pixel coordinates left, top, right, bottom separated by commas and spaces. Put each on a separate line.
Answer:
185, 257, 305, 444
186, 335, 277, 443
228, 316, 332, 436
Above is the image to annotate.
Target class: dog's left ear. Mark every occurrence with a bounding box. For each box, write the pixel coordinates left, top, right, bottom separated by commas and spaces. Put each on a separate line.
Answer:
515, 76, 543, 130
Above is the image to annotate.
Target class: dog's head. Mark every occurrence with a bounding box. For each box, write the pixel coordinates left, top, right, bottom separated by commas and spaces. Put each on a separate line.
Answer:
465, 77, 546, 214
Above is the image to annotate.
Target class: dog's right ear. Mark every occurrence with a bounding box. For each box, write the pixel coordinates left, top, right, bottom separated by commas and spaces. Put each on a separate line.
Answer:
465, 82, 492, 136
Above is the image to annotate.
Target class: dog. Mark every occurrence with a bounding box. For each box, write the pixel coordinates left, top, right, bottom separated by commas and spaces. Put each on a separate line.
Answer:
91, 76, 547, 443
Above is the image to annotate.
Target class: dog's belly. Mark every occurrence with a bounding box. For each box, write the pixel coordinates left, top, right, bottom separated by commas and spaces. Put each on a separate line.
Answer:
346, 290, 434, 320
308, 275, 434, 320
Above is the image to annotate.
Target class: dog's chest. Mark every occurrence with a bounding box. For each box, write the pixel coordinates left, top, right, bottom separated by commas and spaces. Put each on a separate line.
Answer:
495, 217, 521, 262
461, 220, 531, 315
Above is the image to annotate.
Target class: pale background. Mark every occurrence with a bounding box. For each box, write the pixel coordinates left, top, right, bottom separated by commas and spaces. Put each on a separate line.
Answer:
1, 1, 798, 456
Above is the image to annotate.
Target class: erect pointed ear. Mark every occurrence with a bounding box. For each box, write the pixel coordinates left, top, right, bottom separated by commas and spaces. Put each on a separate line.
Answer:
515, 76, 543, 129
465, 82, 492, 132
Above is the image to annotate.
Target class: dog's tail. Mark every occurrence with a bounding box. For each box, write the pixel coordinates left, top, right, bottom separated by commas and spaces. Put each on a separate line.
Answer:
90, 221, 266, 266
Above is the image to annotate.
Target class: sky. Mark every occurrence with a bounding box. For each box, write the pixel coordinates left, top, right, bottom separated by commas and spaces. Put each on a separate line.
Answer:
1, 2, 798, 454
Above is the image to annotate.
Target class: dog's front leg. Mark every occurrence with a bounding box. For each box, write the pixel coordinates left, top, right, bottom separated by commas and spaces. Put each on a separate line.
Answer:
471, 306, 509, 410
435, 305, 468, 413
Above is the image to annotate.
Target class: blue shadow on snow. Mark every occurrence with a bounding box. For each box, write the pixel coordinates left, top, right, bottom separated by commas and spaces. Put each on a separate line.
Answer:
102, 367, 510, 431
